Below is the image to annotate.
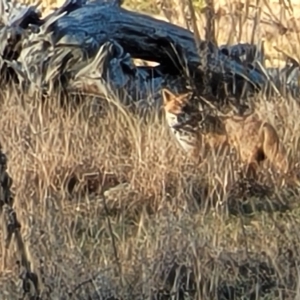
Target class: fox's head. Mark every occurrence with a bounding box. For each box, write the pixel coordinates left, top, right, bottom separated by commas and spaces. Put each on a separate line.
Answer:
162, 88, 192, 115
161, 88, 202, 158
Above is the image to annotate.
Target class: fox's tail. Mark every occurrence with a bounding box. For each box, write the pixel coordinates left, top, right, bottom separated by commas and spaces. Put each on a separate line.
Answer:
261, 123, 289, 173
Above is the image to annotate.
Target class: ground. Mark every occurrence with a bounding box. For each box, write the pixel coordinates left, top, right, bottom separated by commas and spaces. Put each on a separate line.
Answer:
1, 0, 300, 299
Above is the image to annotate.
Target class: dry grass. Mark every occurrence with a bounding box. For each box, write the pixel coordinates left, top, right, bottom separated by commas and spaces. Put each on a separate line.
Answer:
1, 83, 300, 299
2, 0, 300, 299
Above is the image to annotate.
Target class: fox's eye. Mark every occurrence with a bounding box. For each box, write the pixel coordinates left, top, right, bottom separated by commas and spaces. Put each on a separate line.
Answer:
177, 113, 186, 122
177, 112, 189, 124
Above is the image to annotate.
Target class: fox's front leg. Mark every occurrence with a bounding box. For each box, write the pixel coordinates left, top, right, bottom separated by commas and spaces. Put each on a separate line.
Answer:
244, 160, 260, 179
188, 147, 204, 166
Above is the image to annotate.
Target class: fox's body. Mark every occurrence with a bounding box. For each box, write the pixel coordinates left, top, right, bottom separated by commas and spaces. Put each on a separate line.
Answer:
222, 114, 289, 173
162, 88, 289, 174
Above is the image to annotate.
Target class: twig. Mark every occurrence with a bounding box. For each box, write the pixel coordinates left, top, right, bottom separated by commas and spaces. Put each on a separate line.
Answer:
100, 172, 123, 283
0, 147, 40, 298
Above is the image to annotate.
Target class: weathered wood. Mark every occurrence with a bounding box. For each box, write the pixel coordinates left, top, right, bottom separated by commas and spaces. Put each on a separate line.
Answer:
0, 0, 257, 109
49, 2, 266, 88
1, 0, 300, 109
7, 0, 264, 92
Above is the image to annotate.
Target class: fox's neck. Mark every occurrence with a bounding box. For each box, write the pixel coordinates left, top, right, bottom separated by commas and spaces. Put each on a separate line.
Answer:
165, 112, 179, 128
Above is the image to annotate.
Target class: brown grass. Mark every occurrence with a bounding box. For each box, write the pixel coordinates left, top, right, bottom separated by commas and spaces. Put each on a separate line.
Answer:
3, 0, 300, 299
1, 79, 300, 298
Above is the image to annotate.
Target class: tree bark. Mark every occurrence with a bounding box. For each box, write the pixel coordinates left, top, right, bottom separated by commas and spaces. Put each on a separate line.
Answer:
1, 0, 267, 96
42, 0, 266, 88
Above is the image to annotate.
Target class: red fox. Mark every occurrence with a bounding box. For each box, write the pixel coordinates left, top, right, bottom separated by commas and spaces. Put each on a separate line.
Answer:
162, 88, 289, 175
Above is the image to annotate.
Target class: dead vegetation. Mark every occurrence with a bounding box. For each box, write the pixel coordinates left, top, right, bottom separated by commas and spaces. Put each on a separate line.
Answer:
0, 79, 300, 299
2, 0, 300, 300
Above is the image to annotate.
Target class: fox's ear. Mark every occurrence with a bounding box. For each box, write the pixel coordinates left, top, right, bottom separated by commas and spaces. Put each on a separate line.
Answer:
162, 88, 177, 105
178, 92, 192, 103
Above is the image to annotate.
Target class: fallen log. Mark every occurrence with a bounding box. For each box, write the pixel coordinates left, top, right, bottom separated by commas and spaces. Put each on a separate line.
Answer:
1, 0, 300, 112
9, 0, 267, 93
63, 4, 266, 88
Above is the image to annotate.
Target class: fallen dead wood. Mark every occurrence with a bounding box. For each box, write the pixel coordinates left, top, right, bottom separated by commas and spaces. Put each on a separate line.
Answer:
0, 0, 267, 93
34, 1, 268, 89
0, 0, 300, 115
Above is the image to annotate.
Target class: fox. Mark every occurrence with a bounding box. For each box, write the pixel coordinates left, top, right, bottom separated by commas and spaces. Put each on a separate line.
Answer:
162, 88, 289, 176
